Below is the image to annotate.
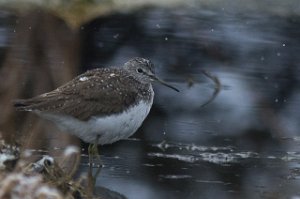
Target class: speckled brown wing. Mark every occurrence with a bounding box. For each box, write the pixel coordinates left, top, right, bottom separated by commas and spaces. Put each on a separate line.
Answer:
14, 68, 143, 121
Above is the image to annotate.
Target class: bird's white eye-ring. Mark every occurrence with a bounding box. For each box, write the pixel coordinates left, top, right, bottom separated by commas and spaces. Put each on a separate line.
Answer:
137, 68, 143, 73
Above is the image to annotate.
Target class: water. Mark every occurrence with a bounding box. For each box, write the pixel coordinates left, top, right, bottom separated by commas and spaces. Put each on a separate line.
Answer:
1, 4, 300, 199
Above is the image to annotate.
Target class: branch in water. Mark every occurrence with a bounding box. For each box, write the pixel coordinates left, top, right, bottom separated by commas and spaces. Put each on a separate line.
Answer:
200, 69, 221, 108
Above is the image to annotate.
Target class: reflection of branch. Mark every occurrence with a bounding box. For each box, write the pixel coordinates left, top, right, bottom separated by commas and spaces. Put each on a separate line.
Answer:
200, 69, 221, 108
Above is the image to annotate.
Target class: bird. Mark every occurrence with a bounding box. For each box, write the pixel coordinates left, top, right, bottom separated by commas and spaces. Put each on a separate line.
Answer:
14, 57, 179, 150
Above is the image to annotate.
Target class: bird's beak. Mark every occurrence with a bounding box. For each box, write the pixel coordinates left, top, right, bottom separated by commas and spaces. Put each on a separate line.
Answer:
150, 74, 180, 92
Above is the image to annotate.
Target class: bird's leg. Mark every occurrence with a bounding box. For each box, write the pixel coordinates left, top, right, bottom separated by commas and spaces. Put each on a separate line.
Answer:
88, 135, 101, 166
93, 135, 102, 177
87, 135, 102, 189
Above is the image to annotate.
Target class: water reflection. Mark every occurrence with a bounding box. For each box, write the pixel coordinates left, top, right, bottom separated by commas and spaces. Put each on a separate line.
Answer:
93, 138, 300, 199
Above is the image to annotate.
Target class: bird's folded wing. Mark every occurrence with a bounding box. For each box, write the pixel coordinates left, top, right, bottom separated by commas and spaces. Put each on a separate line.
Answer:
14, 69, 140, 121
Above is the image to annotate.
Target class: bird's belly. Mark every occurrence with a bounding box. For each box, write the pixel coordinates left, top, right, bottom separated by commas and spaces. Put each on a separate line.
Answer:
40, 100, 153, 145
88, 100, 152, 144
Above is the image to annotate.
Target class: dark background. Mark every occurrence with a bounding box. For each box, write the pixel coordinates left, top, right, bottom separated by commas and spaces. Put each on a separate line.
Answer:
1, 2, 300, 199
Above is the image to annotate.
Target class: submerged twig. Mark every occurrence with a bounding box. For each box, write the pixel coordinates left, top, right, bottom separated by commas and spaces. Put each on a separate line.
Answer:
200, 69, 221, 108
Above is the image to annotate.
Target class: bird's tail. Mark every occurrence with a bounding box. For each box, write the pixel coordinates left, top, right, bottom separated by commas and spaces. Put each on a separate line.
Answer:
13, 98, 41, 111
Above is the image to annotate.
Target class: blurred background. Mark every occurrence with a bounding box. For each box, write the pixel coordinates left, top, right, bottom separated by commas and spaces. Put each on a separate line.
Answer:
0, 0, 300, 198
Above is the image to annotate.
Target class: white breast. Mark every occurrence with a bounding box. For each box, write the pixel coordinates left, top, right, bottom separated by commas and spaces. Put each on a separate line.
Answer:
37, 92, 154, 145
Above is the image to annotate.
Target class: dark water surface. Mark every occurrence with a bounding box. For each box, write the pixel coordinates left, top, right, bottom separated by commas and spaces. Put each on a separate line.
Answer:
1, 5, 300, 199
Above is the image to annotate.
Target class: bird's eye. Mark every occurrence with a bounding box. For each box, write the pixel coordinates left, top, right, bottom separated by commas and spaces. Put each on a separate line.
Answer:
137, 68, 143, 73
